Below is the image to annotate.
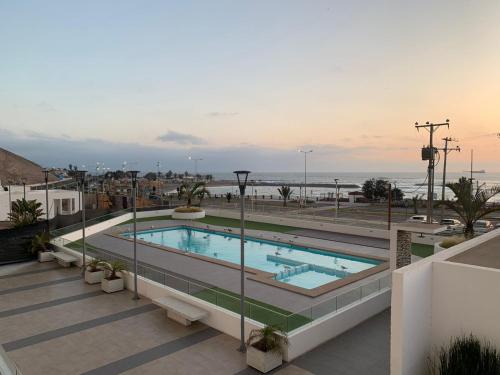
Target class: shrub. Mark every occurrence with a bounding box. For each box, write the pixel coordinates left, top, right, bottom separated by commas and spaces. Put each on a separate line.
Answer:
174, 206, 203, 213
429, 334, 500, 374
440, 236, 465, 249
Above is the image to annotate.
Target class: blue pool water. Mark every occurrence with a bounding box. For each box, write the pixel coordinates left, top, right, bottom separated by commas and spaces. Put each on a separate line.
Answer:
123, 227, 380, 289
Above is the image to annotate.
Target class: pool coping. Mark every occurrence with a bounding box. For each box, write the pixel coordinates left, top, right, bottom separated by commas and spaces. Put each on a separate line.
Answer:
107, 222, 389, 297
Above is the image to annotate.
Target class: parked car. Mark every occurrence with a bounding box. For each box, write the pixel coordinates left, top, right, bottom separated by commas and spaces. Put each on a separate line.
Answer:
407, 215, 438, 224
438, 218, 464, 234
473, 220, 494, 234
407, 215, 427, 223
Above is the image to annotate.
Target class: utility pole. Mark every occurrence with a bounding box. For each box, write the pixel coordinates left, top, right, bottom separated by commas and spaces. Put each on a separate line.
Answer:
415, 120, 450, 224
439, 137, 460, 219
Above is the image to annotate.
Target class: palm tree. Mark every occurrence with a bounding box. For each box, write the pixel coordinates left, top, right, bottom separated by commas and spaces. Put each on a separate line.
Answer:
8, 198, 44, 228
178, 181, 211, 207
277, 185, 294, 207
444, 177, 500, 238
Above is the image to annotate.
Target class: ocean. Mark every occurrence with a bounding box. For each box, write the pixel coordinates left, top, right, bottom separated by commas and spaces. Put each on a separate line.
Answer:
207, 171, 500, 202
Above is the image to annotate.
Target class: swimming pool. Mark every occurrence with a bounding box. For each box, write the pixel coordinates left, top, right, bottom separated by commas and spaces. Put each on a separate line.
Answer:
123, 226, 381, 289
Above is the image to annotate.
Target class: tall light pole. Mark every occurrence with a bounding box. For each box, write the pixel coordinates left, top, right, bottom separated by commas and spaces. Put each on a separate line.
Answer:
334, 178, 340, 218
43, 169, 51, 234
129, 170, 140, 300
22, 178, 26, 200
188, 156, 203, 177
298, 149, 313, 207
234, 170, 250, 353
7, 180, 12, 220
75, 170, 87, 274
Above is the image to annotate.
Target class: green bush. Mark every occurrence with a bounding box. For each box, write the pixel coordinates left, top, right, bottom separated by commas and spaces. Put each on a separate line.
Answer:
440, 236, 465, 249
429, 334, 500, 374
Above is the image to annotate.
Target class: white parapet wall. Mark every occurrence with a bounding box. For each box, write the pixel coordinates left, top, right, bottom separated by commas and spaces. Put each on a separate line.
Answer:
391, 229, 500, 375
287, 289, 391, 361
60, 209, 174, 242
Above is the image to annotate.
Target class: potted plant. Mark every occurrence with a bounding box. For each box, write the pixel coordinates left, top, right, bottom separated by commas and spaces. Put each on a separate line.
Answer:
32, 232, 55, 262
101, 260, 128, 293
84, 258, 105, 284
246, 325, 288, 373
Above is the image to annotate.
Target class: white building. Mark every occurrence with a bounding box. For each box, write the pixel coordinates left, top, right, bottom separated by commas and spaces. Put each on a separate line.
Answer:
391, 227, 500, 374
0, 184, 80, 221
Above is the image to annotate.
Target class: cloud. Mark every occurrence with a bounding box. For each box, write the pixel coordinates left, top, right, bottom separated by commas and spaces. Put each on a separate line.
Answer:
0, 128, 429, 173
207, 112, 239, 117
157, 130, 206, 145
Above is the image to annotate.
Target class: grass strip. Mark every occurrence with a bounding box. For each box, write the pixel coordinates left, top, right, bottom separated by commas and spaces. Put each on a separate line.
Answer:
191, 287, 311, 332
411, 243, 434, 258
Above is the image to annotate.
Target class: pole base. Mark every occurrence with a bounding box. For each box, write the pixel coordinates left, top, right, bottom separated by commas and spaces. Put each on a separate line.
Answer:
237, 344, 247, 353
132, 295, 140, 301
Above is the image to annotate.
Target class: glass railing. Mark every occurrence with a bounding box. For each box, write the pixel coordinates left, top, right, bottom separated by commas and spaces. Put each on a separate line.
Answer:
54, 237, 391, 333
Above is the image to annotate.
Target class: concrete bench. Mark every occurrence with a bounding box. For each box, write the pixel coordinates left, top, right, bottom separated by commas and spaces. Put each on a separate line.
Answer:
52, 252, 79, 268
152, 296, 208, 326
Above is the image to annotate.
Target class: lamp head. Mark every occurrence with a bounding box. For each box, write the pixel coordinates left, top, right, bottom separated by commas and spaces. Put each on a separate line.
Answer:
233, 170, 250, 195
128, 170, 140, 185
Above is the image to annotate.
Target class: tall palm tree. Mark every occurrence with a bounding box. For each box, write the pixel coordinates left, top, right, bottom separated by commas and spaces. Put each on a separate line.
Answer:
8, 198, 44, 228
277, 185, 294, 207
178, 181, 211, 207
444, 177, 500, 238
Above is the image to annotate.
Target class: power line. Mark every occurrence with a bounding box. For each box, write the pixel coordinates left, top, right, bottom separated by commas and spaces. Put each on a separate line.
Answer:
415, 119, 450, 224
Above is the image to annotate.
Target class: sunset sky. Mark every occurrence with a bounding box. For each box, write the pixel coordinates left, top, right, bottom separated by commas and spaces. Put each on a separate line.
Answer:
1, 0, 499, 172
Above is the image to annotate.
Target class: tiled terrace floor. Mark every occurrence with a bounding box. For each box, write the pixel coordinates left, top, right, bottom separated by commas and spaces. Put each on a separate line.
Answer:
1, 261, 390, 375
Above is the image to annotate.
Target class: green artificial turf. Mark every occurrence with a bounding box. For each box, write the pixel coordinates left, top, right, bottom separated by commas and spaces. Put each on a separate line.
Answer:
121, 214, 298, 233
191, 287, 311, 332
411, 243, 435, 258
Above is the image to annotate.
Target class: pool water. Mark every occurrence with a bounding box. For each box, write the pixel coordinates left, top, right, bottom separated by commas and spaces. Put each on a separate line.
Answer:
123, 226, 380, 289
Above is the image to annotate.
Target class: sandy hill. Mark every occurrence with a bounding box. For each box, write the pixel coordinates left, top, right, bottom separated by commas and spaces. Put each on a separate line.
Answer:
0, 148, 57, 185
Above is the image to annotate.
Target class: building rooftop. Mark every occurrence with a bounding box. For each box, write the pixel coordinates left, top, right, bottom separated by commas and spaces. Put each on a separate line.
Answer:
447, 236, 500, 270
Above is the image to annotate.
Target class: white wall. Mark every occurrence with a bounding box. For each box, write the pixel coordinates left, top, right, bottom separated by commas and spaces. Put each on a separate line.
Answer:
391, 229, 500, 375
432, 261, 500, 349
0, 188, 80, 221
287, 289, 391, 361
60, 209, 174, 242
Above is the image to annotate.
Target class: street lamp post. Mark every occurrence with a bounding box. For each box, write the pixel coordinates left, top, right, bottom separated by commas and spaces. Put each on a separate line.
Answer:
298, 150, 313, 207
75, 170, 87, 274
22, 178, 26, 200
7, 180, 12, 220
129, 170, 140, 300
43, 169, 50, 234
386, 183, 392, 231
334, 178, 340, 219
234, 170, 250, 353
188, 156, 203, 178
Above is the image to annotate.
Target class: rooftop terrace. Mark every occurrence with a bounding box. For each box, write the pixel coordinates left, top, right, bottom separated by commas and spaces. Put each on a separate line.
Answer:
0, 261, 390, 375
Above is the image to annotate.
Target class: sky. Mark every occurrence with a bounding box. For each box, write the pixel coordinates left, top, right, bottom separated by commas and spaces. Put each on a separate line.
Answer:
1, 0, 499, 173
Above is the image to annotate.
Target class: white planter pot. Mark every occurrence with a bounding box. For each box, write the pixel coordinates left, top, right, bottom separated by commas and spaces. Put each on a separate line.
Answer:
246, 346, 282, 373
85, 270, 104, 284
434, 243, 445, 253
101, 277, 124, 293
38, 251, 54, 262
172, 210, 206, 220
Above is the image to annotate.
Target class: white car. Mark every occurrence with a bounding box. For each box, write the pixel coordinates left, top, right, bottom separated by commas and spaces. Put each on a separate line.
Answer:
473, 220, 494, 234
439, 218, 464, 234
407, 215, 438, 224
407, 215, 427, 223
